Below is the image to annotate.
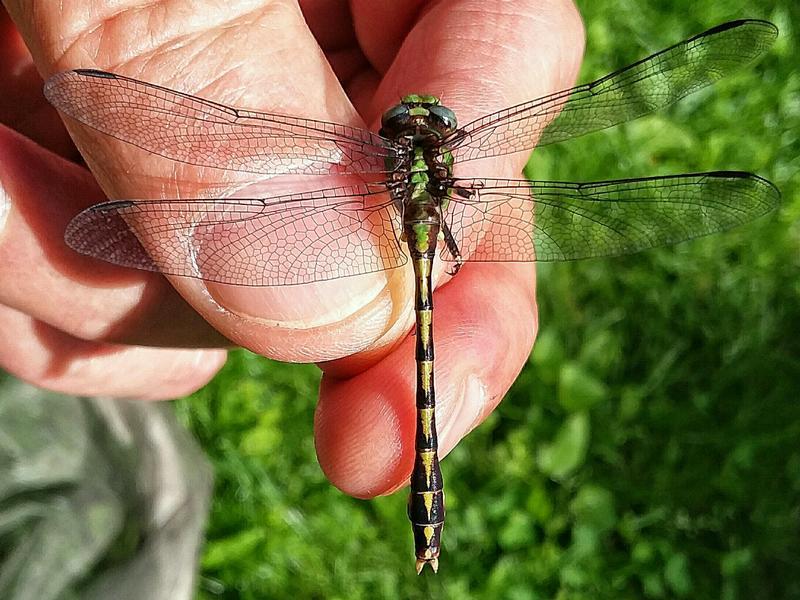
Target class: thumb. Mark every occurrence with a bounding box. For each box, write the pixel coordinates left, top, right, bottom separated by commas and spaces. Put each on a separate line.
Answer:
5, 0, 395, 361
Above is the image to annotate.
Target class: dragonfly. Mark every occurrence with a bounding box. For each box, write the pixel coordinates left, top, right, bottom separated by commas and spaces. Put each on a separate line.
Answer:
44, 19, 780, 574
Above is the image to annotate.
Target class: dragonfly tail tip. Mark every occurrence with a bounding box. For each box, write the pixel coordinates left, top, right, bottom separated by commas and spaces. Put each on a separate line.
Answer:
415, 557, 439, 575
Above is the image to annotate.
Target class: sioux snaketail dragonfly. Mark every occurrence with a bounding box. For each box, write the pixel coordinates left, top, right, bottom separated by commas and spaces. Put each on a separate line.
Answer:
44, 19, 780, 573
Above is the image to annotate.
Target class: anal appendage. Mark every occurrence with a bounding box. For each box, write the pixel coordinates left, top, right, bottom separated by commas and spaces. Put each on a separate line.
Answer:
416, 556, 439, 574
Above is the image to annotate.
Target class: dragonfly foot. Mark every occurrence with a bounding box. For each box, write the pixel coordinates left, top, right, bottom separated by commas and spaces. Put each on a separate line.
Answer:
446, 257, 463, 277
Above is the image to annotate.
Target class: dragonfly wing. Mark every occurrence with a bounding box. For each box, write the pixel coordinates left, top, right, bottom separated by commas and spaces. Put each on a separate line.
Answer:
443, 172, 780, 263
449, 20, 777, 163
66, 186, 406, 286
44, 70, 396, 176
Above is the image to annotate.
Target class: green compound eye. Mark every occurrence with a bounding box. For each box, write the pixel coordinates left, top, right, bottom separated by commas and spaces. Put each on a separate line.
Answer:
429, 105, 457, 129
381, 103, 410, 126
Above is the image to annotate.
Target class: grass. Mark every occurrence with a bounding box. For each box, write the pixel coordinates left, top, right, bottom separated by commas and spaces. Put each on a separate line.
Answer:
175, 1, 800, 597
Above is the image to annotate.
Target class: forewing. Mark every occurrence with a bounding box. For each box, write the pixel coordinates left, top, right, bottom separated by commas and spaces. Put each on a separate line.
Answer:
45, 69, 396, 176
66, 186, 406, 286
449, 20, 777, 162
443, 172, 780, 263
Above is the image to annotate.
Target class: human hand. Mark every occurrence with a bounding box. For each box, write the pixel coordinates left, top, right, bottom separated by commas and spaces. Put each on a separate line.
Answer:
0, 0, 584, 497
0, 5, 228, 400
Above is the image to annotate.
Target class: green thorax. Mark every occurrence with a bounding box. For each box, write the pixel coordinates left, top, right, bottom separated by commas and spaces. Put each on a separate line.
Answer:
400, 94, 441, 105
410, 147, 431, 200
379, 95, 458, 254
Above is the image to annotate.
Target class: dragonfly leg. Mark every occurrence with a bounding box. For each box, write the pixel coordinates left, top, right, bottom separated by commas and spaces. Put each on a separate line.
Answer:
440, 184, 480, 276
440, 221, 463, 276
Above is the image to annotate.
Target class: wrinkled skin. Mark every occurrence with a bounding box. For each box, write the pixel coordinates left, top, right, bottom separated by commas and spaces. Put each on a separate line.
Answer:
0, 0, 583, 497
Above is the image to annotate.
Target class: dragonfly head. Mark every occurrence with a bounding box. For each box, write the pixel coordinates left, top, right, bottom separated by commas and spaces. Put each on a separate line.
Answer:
380, 95, 457, 140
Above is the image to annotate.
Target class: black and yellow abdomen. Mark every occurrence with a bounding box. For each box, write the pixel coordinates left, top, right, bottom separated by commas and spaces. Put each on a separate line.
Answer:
380, 93, 458, 574
405, 212, 445, 574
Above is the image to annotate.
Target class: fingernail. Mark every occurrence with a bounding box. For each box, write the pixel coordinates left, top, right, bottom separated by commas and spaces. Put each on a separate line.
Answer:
438, 374, 488, 456
206, 273, 388, 326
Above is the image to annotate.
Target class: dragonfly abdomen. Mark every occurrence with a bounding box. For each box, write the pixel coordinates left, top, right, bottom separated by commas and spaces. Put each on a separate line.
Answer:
405, 216, 445, 574
382, 93, 458, 574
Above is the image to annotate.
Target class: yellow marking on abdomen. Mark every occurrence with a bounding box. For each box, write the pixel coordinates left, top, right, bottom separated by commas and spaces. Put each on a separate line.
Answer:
419, 407, 434, 441
420, 450, 436, 487
416, 258, 431, 299
419, 360, 433, 393
423, 491, 435, 519
424, 525, 434, 544
418, 309, 432, 347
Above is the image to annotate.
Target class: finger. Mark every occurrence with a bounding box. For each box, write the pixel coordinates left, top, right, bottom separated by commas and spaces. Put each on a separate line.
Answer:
0, 6, 75, 157
351, 0, 428, 75
317, 0, 584, 496
299, 0, 385, 106
347, 0, 428, 106
360, 0, 585, 132
0, 124, 228, 346
300, 0, 370, 94
0, 303, 226, 400
299, 0, 355, 51
317, 262, 537, 497
5, 0, 397, 361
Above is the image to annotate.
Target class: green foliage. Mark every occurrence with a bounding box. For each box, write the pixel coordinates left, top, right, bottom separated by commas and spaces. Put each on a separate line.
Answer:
536, 412, 590, 479
176, 1, 800, 597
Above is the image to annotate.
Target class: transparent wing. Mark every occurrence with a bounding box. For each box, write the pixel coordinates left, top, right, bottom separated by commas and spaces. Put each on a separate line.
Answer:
449, 20, 778, 162
442, 172, 780, 263
66, 186, 406, 286
44, 69, 396, 176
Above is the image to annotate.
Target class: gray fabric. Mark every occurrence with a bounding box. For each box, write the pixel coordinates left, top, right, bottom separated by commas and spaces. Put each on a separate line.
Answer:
0, 376, 212, 600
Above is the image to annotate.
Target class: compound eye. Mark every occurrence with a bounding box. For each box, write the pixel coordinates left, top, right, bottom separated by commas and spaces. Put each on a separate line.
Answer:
429, 105, 457, 129
381, 104, 410, 128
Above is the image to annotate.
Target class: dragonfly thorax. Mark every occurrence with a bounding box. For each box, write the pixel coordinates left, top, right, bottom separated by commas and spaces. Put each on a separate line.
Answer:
379, 97, 458, 259
379, 96, 459, 252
